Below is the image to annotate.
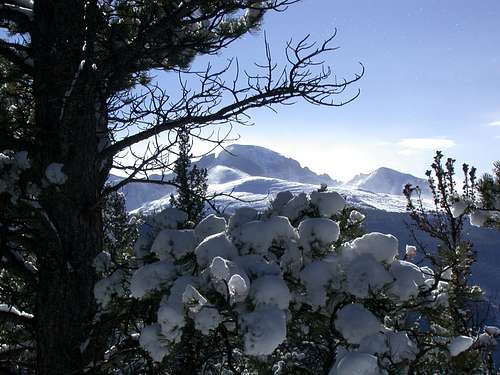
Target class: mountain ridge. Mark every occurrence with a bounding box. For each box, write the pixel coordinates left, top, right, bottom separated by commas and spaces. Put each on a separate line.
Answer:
112, 144, 431, 211
344, 166, 431, 196
196, 144, 341, 187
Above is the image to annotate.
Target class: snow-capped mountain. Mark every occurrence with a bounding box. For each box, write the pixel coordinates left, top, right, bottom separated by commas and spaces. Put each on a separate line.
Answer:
345, 167, 431, 196
114, 144, 342, 211
115, 145, 435, 212
197, 144, 340, 187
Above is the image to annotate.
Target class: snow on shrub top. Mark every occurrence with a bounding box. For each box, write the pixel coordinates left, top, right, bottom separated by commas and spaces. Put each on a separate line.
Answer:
330, 351, 383, 375
334, 303, 385, 345
310, 190, 346, 217
448, 335, 474, 357
129, 260, 176, 298
151, 229, 196, 261
350, 232, 398, 263
194, 214, 226, 241
195, 232, 238, 268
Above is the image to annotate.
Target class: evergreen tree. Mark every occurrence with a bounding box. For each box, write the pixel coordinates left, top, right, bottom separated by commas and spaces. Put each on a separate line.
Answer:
477, 161, 500, 229
102, 189, 137, 263
169, 128, 208, 224
404, 152, 495, 373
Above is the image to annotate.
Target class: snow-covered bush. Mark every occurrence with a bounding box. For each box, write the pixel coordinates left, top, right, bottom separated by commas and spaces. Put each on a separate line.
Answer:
0, 150, 33, 203
95, 186, 498, 374
403, 151, 500, 373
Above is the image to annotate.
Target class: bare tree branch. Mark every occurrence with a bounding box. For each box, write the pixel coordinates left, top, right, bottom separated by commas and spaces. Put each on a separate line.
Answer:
102, 34, 363, 159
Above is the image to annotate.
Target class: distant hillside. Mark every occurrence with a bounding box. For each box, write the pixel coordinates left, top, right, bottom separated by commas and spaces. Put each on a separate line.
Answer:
108, 174, 175, 211
345, 167, 431, 196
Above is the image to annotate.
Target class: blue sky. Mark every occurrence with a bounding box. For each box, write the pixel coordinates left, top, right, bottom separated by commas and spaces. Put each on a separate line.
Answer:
163, 0, 500, 181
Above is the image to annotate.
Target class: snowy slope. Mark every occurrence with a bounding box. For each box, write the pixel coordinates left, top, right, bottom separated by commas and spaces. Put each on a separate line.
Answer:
345, 167, 431, 196
133, 175, 417, 215
206, 165, 249, 184
109, 174, 175, 211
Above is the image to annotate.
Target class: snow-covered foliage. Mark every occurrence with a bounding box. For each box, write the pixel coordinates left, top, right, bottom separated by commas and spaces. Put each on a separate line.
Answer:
44, 163, 67, 185
0, 150, 32, 202
95, 187, 498, 374
448, 335, 474, 357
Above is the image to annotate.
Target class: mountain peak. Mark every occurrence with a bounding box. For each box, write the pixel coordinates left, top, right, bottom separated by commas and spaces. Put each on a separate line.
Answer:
197, 144, 340, 187
346, 167, 430, 196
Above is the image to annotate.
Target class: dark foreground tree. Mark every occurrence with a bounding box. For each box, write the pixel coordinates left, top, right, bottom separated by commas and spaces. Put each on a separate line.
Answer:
0, 1, 362, 373
169, 128, 208, 224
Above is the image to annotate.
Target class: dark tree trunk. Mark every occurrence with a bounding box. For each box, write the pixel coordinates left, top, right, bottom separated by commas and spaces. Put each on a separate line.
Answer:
32, 1, 109, 374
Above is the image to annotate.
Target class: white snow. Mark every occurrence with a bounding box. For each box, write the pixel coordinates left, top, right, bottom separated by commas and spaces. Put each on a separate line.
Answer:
182, 284, 207, 313
191, 306, 222, 335
334, 304, 384, 344
234, 254, 281, 279
157, 303, 185, 343
389, 260, 425, 301
228, 206, 259, 231
469, 210, 490, 227
14, 151, 30, 169
405, 245, 417, 260
279, 192, 309, 221
310, 191, 346, 217
152, 207, 188, 229
207, 165, 249, 184
448, 335, 474, 356
485, 326, 500, 337
241, 307, 286, 356
272, 190, 294, 211
130, 260, 177, 298
209, 256, 231, 281
94, 269, 128, 307
250, 275, 291, 309
300, 260, 335, 308
233, 216, 297, 254
451, 199, 468, 218
194, 214, 226, 242
45, 163, 67, 185
150, 229, 196, 261
93, 251, 111, 273
0, 304, 33, 320
345, 254, 393, 298
350, 232, 398, 263
387, 331, 418, 363
228, 273, 249, 303
344, 166, 430, 197
329, 351, 382, 375
298, 218, 340, 251
358, 333, 388, 356
139, 324, 169, 362
349, 210, 366, 223
195, 233, 239, 268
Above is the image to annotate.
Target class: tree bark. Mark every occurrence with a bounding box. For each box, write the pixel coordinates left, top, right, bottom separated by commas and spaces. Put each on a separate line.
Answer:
32, 1, 108, 373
